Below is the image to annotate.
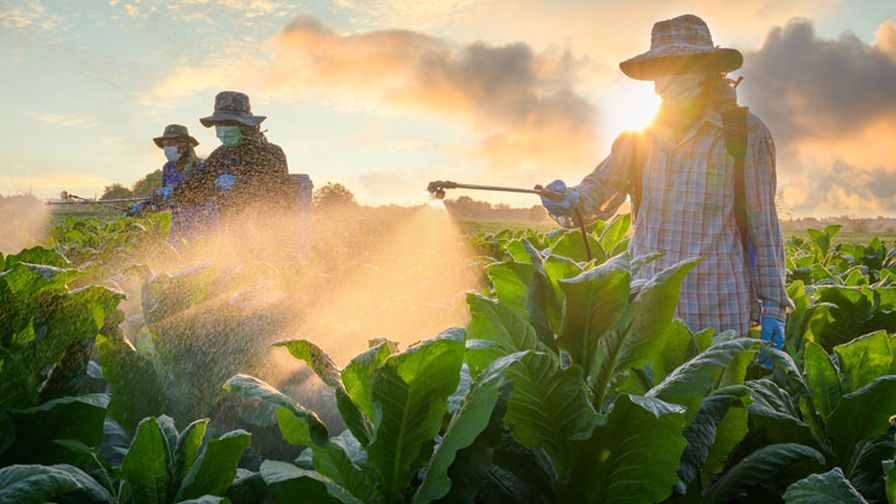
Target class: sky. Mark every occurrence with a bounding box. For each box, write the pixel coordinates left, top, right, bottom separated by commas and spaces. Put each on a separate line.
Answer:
1, 0, 894, 216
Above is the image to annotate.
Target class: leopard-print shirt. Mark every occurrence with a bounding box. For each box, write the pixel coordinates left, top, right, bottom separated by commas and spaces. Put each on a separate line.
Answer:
174, 139, 289, 216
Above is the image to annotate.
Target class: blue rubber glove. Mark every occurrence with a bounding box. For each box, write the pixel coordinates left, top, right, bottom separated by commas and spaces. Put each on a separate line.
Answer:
157, 186, 174, 202
758, 315, 785, 369
215, 174, 237, 192
539, 180, 580, 217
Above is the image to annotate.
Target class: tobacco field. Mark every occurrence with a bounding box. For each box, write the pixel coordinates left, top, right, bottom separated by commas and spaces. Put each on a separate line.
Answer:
2, 212, 895, 503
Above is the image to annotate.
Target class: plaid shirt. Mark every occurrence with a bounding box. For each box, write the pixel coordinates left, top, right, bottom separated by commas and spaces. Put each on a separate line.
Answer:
568, 107, 793, 334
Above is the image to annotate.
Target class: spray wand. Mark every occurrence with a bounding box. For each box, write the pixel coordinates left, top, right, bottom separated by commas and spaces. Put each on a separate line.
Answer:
427, 180, 593, 261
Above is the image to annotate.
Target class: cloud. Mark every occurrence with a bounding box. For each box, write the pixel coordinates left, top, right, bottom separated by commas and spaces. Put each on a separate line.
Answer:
331, 0, 485, 30
267, 17, 597, 177
876, 20, 896, 62
111, 0, 292, 20
33, 113, 99, 128
1, 1, 63, 31
782, 159, 896, 215
737, 18, 896, 216
153, 16, 598, 180
741, 18, 896, 145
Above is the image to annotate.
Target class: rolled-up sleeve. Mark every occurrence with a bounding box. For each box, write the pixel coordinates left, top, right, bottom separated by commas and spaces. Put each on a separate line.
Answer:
744, 119, 794, 320
551, 132, 635, 228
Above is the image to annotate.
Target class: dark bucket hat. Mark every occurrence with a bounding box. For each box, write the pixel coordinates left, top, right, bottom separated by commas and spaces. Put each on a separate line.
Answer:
153, 124, 199, 148
619, 14, 743, 81
200, 91, 266, 127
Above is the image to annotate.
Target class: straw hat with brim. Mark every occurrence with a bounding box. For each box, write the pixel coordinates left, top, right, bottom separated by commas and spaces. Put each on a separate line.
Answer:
200, 91, 266, 127
153, 123, 199, 148
619, 14, 743, 81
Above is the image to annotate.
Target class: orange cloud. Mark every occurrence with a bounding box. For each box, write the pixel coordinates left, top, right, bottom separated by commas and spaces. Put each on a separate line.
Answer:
876, 20, 896, 62
262, 17, 598, 180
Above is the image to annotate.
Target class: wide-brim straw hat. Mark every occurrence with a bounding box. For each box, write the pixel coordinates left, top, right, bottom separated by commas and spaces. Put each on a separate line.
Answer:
153, 123, 199, 148
619, 14, 743, 81
200, 91, 266, 127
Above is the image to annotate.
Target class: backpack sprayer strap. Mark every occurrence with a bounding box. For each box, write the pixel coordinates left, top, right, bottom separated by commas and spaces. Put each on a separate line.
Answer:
722, 105, 749, 253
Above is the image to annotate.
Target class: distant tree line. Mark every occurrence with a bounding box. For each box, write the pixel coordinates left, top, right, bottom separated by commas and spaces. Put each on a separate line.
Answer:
101, 170, 162, 200
444, 195, 548, 221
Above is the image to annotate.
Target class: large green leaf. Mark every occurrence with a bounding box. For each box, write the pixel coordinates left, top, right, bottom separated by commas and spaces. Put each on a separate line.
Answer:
702, 406, 749, 477
560, 395, 687, 503
296, 430, 374, 502
274, 339, 342, 388
3, 394, 108, 467
702, 443, 826, 504
414, 352, 523, 504
260, 460, 363, 504
474, 432, 555, 503
176, 430, 251, 501
804, 341, 841, 419
847, 432, 895, 502
557, 254, 631, 376
648, 338, 757, 419
273, 339, 371, 446
503, 351, 598, 478
0, 280, 122, 412
223, 373, 328, 447
432, 382, 514, 503
487, 240, 569, 346
784, 467, 869, 503
551, 228, 605, 263
0, 464, 113, 504
121, 417, 170, 504
590, 257, 701, 406
96, 333, 166, 431
173, 419, 209, 486
598, 213, 631, 256
675, 385, 752, 493
746, 378, 814, 446
341, 340, 396, 425
652, 320, 701, 384
465, 295, 545, 378
884, 457, 895, 503
367, 329, 465, 503
833, 331, 894, 393
4, 246, 69, 269
827, 376, 896, 458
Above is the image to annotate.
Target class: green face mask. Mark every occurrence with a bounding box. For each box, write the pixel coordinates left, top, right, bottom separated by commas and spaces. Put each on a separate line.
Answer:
216, 125, 242, 146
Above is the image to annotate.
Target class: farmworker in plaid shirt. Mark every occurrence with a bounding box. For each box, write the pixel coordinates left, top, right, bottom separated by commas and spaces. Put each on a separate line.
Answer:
541, 14, 793, 350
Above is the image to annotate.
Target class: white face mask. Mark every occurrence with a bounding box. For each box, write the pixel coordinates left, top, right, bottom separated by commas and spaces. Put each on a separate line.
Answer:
654, 74, 704, 105
163, 145, 181, 162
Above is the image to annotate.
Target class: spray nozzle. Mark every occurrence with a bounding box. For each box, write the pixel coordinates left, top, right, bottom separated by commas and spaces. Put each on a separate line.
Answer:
427, 181, 458, 200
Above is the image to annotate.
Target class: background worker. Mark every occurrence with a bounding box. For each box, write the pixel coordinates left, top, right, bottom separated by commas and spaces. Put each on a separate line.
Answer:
174, 91, 289, 221
540, 14, 793, 352
151, 124, 216, 245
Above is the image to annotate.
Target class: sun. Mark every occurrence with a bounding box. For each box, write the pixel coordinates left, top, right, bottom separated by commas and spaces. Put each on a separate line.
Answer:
599, 80, 661, 140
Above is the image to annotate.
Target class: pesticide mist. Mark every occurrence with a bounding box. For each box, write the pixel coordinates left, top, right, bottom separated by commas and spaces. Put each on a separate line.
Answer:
99, 200, 479, 430
0, 194, 50, 254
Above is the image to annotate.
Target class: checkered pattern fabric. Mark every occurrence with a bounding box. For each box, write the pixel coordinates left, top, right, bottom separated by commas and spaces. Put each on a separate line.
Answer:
651, 14, 714, 50
568, 108, 793, 334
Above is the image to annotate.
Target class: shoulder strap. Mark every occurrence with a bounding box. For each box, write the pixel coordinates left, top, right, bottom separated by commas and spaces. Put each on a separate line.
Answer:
721, 106, 749, 252
629, 133, 647, 222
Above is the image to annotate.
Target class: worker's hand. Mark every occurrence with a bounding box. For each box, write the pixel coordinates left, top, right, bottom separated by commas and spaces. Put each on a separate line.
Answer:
157, 186, 174, 202
215, 174, 236, 192
538, 180, 580, 217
